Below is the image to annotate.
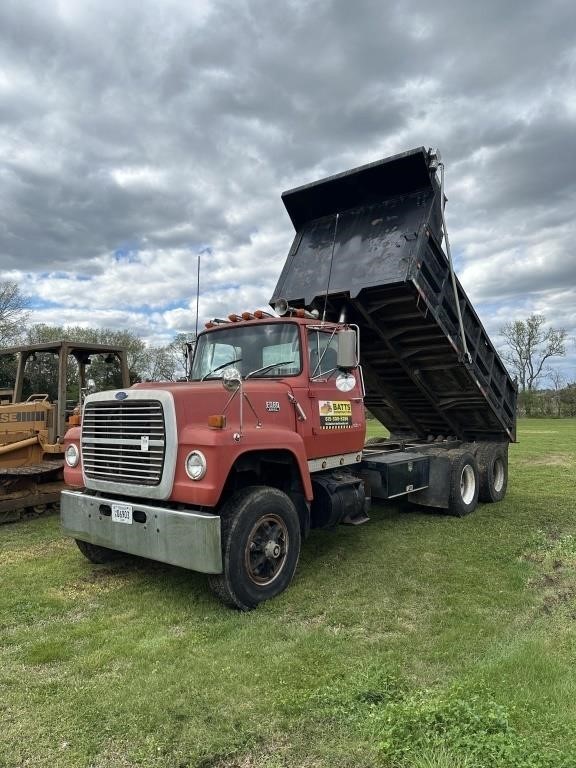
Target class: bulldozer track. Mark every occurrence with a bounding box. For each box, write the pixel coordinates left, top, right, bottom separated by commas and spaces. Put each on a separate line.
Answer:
0, 462, 64, 524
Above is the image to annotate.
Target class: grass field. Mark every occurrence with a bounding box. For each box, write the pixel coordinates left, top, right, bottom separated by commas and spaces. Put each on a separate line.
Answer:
1, 419, 576, 767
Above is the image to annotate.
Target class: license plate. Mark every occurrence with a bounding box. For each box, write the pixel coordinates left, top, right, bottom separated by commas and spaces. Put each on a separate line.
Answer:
111, 503, 133, 524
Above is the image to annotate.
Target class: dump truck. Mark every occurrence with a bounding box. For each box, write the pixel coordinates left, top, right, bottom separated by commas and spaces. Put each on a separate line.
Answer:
0, 341, 130, 523
61, 147, 517, 609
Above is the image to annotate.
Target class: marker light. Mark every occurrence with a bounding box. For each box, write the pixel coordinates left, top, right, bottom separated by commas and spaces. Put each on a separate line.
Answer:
208, 414, 226, 429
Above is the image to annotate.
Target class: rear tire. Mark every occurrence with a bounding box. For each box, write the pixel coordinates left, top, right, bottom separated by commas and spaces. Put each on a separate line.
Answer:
477, 443, 508, 503
447, 452, 479, 517
75, 539, 122, 564
208, 486, 301, 611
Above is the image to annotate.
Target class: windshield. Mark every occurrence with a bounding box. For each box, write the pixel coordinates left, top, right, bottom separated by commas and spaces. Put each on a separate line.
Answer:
190, 322, 301, 380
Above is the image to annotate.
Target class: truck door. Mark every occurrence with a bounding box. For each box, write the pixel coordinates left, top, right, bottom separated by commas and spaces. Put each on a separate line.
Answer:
304, 328, 365, 460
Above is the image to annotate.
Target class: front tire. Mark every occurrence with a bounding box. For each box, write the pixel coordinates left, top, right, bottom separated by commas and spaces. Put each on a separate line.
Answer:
447, 452, 479, 517
75, 539, 122, 564
208, 486, 301, 611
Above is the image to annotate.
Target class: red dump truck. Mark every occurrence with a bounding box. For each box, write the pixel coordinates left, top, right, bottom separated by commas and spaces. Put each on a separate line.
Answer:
61, 148, 517, 609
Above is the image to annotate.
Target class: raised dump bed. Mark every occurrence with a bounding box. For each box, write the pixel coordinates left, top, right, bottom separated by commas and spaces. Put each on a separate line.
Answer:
271, 147, 517, 442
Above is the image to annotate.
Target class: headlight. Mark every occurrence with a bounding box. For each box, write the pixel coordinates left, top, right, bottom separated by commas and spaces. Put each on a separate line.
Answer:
185, 450, 207, 480
65, 443, 80, 467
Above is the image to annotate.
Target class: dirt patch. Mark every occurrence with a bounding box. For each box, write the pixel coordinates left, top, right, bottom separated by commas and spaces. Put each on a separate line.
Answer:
51, 566, 138, 599
524, 430, 559, 434
542, 586, 576, 615
0, 537, 69, 567
206, 736, 327, 768
516, 453, 573, 468
524, 529, 576, 617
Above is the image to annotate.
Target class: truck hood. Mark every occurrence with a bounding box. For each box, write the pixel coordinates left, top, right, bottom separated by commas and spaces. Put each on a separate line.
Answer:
129, 379, 298, 431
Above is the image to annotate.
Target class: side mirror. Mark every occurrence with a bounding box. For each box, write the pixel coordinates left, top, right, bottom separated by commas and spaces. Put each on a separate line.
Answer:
337, 328, 358, 369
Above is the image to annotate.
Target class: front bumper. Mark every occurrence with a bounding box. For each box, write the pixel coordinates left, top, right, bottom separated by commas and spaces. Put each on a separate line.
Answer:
61, 490, 222, 574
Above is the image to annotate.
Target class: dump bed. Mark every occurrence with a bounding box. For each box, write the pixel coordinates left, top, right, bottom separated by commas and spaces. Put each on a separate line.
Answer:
271, 147, 517, 442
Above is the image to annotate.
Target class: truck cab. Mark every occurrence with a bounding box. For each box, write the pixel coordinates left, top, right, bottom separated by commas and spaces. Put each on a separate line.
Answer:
61, 315, 369, 609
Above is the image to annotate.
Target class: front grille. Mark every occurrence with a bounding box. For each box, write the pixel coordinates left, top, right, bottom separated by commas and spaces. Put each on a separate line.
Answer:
82, 400, 166, 486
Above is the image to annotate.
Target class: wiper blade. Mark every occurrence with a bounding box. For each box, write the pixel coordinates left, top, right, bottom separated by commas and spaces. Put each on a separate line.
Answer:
201, 358, 243, 381
245, 360, 294, 379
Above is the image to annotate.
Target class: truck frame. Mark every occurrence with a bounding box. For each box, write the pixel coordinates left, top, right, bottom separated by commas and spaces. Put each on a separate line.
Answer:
61, 148, 517, 609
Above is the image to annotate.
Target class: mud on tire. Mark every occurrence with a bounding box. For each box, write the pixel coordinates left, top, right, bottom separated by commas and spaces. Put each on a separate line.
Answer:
447, 451, 479, 517
208, 486, 301, 611
75, 539, 122, 564
477, 443, 508, 503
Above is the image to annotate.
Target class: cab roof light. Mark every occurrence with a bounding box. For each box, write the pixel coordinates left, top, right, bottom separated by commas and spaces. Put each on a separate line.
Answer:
241, 312, 254, 320
253, 309, 273, 319
205, 321, 215, 329
228, 313, 241, 322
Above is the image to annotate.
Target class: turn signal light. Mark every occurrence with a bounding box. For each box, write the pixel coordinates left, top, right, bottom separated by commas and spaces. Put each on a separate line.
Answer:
208, 414, 226, 429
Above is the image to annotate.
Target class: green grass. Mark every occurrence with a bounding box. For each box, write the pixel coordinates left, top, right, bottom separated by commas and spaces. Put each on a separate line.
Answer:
1, 419, 576, 767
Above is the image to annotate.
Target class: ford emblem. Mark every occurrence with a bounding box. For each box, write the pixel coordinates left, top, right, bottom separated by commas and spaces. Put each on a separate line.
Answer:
115, 391, 128, 400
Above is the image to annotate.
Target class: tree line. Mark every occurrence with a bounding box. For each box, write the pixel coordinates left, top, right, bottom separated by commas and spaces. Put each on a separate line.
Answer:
0, 281, 574, 416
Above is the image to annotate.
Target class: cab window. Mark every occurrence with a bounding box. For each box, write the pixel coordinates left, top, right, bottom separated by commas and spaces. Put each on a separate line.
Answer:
308, 330, 338, 378
191, 323, 301, 379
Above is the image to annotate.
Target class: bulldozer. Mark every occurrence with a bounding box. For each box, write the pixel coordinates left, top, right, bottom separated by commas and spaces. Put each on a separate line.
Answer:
0, 340, 130, 523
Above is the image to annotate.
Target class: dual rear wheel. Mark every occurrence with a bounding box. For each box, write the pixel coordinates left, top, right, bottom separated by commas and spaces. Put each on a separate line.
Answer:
447, 443, 508, 517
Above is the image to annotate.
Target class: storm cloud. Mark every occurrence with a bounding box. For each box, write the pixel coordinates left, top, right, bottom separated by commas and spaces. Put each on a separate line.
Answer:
1, 0, 575, 372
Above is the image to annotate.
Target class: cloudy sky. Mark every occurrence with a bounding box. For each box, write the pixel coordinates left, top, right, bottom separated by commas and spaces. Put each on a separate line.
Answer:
1, 0, 575, 379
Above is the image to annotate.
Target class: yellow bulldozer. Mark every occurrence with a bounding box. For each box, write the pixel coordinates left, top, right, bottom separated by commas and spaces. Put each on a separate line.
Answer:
0, 340, 130, 523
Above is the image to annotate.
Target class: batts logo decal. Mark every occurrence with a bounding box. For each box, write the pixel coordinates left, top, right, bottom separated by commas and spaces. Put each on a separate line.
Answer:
115, 391, 128, 400
318, 400, 352, 429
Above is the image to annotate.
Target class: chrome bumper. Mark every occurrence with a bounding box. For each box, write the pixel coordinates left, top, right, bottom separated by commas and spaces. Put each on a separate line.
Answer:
61, 490, 222, 574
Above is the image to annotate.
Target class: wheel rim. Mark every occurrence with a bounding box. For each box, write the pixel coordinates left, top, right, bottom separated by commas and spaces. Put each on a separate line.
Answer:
460, 465, 476, 505
493, 458, 505, 493
244, 513, 289, 586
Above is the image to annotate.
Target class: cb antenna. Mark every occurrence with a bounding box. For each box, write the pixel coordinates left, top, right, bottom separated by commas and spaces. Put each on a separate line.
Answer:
194, 250, 201, 340
322, 212, 339, 323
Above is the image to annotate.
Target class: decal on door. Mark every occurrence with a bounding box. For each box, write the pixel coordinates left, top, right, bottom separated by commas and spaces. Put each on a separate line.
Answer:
318, 400, 352, 429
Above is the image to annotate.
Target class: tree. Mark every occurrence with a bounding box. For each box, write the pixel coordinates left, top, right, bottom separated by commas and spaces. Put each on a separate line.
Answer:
0, 281, 29, 345
166, 332, 196, 380
500, 314, 567, 392
548, 369, 566, 418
